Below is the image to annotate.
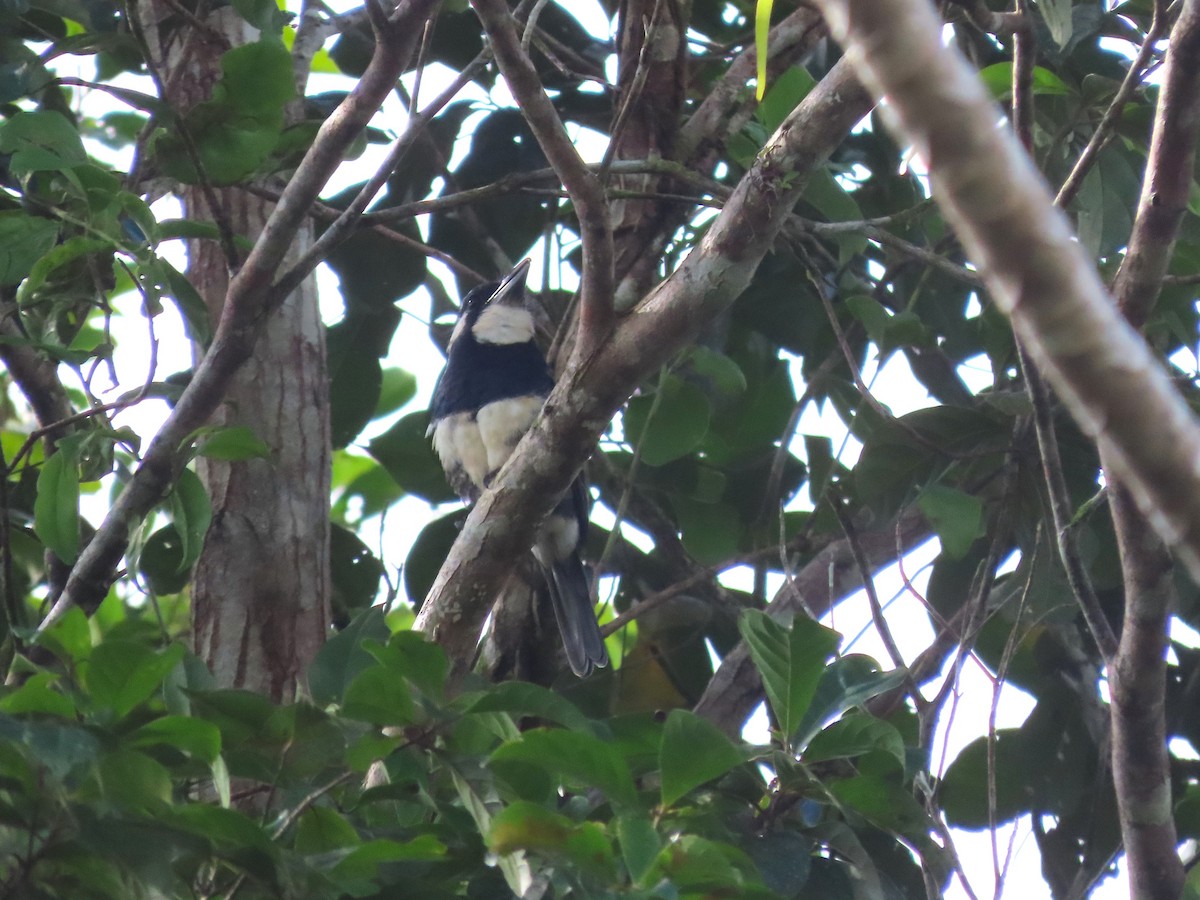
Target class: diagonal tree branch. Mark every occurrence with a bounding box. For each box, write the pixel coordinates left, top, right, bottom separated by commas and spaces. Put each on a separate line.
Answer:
471, 0, 613, 359
37, 0, 442, 632
414, 57, 875, 676
694, 508, 932, 737
808, 0, 1200, 584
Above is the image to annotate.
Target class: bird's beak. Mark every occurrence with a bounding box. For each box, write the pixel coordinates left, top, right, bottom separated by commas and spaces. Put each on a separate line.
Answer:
487, 258, 532, 307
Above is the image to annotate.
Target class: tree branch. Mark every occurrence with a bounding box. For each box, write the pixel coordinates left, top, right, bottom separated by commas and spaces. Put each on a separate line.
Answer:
471, 0, 613, 359
810, 0, 1200, 582
1103, 0, 1200, 894
694, 508, 931, 737
36, 0, 442, 632
414, 57, 876, 677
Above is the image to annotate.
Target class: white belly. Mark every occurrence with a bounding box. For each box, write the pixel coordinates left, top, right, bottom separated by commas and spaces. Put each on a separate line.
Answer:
477, 394, 546, 473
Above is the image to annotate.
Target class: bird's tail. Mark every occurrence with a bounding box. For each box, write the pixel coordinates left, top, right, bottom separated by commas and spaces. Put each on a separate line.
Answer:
544, 553, 609, 677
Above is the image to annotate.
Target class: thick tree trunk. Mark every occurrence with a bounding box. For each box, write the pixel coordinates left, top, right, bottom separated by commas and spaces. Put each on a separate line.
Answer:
140, 7, 331, 700
188, 200, 330, 701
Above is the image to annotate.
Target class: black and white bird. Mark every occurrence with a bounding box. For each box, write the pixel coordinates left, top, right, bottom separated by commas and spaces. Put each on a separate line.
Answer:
428, 259, 609, 677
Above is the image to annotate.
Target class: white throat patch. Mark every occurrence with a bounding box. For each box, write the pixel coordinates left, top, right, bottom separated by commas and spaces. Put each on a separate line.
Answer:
472, 304, 535, 345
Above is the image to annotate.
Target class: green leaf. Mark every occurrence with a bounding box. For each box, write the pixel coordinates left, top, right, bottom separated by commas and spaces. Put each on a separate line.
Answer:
463, 681, 592, 733
0, 715, 98, 779
362, 632, 449, 698
230, 0, 291, 34
95, 748, 173, 809
137, 525, 191, 595
309, 607, 390, 707
330, 836, 448, 887
168, 468, 211, 573
160, 261, 213, 344
193, 425, 271, 460
0, 672, 75, 717
940, 729, 1030, 828
0, 109, 87, 172
624, 373, 712, 466
84, 641, 186, 718
688, 346, 747, 396
618, 814, 660, 883
829, 774, 930, 839
451, 768, 532, 895
342, 665, 416, 726
488, 802, 614, 876
403, 509, 461, 605
758, 65, 815, 132
164, 804, 279, 876
660, 709, 745, 807
792, 655, 909, 750
674, 497, 741, 565
375, 367, 418, 417
34, 443, 81, 564
0, 212, 59, 286
368, 412, 456, 503
805, 714, 906, 766
490, 729, 638, 808
16, 235, 113, 306
845, 295, 893, 345
330, 524, 384, 622
918, 484, 984, 560
129, 715, 221, 763
214, 41, 295, 120
295, 806, 360, 853
979, 62, 1071, 99
738, 609, 840, 743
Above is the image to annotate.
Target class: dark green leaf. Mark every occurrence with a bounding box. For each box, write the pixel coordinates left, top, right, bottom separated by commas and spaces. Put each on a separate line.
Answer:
660, 709, 745, 806
463, 681, 592, 732
739, 609, 840, 743
793, 655, 909, 750
624, 373, 712, 466
329, 524, 384, 624
488, 802, 614, 876
805, 714, 905, 766
0, 212, 59, 285
342, 665, 415, 726
84, 641, 186, 718
168, 468, 211, 573
194, 425, 271, 461
137, 525, 190, 594
0, 672, 75, 717
918, 484, 984, 560
95, 748, 173, 809
490, 729, 638, 808
829, 774, 931, 840
0, 109, 87, 171
375, 367, 418, 416
308, 606, 389, 707
129, 715, 221, 763
368, 411, 456, 503
34, 442, 80, 564
403, 510, 461, 607
617, 814, 660, 882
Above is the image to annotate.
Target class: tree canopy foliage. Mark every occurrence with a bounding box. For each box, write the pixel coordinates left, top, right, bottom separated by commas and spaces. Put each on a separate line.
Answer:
1, 0, 1199, 896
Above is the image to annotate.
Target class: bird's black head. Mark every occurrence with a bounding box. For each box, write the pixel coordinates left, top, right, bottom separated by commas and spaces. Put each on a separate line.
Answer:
452, 258, 534, 347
